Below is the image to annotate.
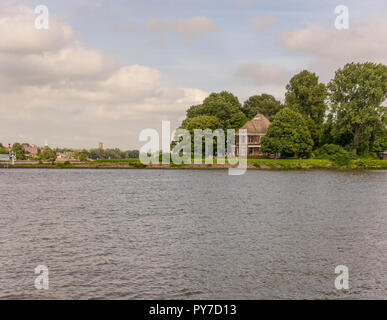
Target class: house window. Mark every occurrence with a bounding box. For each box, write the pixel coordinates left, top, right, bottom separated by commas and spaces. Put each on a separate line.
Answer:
248, 136, 254, 143
249, 147, 254, 155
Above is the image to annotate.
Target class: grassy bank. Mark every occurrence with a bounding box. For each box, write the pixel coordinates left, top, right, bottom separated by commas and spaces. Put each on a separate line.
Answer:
2, 158, 386, 170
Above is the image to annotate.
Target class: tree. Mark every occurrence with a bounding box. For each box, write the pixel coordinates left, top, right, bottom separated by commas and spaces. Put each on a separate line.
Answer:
327, 62, 387, 154
12, 143, 26, 160
178, 116, 222, 155
185, 91, 247, 130
305, 118, 321, 148
242, 94, 283, 121
285, 70, 327, 125
0, 142, 7, 154
41, 146, 56, 161
181, 115, 221, 133
261, 107, 314, 157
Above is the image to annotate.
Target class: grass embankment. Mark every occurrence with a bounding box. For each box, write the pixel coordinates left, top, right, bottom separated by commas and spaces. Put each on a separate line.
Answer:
2, 158, 386, 170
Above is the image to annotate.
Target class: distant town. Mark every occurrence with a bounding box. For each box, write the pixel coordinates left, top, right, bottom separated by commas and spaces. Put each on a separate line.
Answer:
0, 141, 139, 162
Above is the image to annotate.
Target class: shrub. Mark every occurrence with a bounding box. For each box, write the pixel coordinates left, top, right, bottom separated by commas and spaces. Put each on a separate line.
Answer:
132, 162, 147, 169
315, 144, 354, 166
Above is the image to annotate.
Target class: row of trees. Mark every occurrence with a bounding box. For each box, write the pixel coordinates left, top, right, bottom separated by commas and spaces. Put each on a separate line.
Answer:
74, 148, 139, 160
0, 143, 7, 154
180, 62, 387, 157
0, 143, 139, 161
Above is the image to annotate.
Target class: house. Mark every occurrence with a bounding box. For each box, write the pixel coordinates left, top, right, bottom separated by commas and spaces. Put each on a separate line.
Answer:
56, 152, 78, 162
22, 143, 39, 157
379, 151, 387, 160
235, 113, 271, 157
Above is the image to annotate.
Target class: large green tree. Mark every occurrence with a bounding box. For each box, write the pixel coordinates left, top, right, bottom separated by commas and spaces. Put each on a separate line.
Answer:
181, 115, 221, 133
242, 94, 283, 121
179, 115, 222, 156
327, 62, 387, 154
261, 107, 314, 157
186, 91, 247, 130
285, 70, 327, 125
12, 143, 26, 160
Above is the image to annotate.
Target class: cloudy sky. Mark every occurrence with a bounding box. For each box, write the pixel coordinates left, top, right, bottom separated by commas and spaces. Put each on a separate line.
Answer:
0, 0, 386, 149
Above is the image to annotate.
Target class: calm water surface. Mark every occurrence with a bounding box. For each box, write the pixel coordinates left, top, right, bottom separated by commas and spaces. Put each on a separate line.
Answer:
0, 169, 386, 299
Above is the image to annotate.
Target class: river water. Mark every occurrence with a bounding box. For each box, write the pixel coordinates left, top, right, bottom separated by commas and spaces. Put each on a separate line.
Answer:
0, 169, 386, 299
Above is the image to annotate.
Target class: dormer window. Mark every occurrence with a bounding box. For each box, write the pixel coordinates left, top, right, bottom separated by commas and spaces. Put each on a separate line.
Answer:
253, 114, 261, 120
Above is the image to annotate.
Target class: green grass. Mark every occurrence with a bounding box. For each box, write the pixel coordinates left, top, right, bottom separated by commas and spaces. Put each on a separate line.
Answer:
5, 157, 386, 170
90, 158, 139, 164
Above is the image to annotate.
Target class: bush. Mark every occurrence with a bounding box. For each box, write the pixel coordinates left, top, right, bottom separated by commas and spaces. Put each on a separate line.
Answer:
329, 152, 352, 166
132, 162, 147, 169
315, 144, 354, 166
353, 159, 386, 168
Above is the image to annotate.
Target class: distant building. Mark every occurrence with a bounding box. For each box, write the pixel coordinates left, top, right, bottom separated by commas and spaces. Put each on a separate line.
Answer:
22, 143, 39, 157
56, 152, 75, 162
99, 142, 103, 150
379, 151, 387, 160
235, 113, 271, 157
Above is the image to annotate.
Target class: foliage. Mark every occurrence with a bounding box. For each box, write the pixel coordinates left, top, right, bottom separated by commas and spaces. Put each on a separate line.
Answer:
305, 118, 322, 149
87, 148, 139, 160
328, 62, 387, 154
181, 115, 221, 133
0, 142, 7, 154
12, 143, 26, 160
285, 70, 327, 125
132, 162, 147, 169
353, 159, 387, 169
315, 144, 355, 166
186, 91, 247, 130
242, 94, 283, 121
315, 144, 349, 158
41, 146, 56, 161
261, 107, 314, 157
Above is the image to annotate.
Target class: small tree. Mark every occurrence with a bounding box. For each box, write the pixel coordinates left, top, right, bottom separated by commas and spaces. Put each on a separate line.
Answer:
42, 146, 56, 161
12, 143, 26, 160
261, 107, 314, 157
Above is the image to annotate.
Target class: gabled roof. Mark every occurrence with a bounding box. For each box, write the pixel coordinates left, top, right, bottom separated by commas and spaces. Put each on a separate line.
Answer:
238, 113, 271, 135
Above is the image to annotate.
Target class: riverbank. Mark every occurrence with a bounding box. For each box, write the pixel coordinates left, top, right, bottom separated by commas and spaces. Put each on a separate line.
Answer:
1, 158, 386, 170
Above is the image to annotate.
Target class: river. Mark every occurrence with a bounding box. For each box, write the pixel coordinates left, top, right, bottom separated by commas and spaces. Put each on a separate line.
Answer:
0, 169, 386, 299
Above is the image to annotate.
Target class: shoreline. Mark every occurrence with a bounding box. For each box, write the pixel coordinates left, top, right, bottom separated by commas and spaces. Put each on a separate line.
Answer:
1, 159, 386, 170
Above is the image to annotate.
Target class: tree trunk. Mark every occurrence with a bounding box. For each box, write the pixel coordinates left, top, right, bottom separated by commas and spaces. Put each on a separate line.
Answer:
353, 124, 359, 154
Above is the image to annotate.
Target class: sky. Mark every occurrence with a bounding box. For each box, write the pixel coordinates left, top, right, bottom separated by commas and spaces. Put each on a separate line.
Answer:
0, 0, 386, 149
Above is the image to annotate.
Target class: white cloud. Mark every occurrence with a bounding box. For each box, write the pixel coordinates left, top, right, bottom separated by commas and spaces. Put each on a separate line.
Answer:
0, 4, 208, 148
147, 16, 217, 38
0, 4, 74, 54
248, 16, 279, 33
237, 62, 292, 86
279, 17, 387, 80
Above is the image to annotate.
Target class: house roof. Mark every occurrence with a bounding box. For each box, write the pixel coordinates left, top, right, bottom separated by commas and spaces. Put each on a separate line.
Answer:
238, 113, 271, 135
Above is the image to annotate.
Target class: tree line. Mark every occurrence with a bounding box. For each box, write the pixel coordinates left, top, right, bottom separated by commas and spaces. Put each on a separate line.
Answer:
180, 62, 387, 158
0, 143, 139, 161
